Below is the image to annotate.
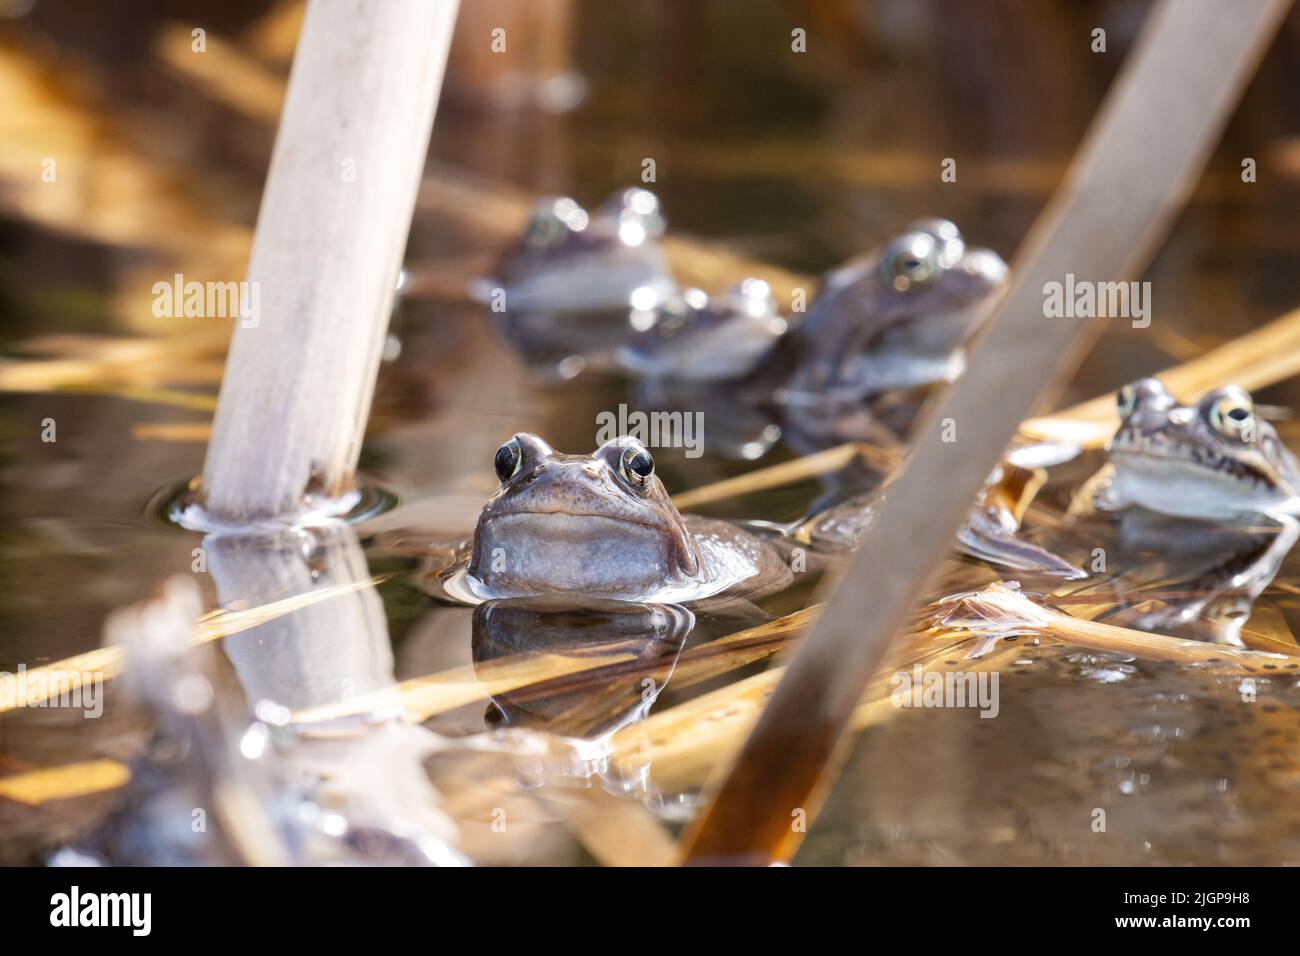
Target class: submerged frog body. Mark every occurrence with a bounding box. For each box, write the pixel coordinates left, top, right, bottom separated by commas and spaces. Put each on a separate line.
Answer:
782, 461, 1086, 580
486, 189, 676, 376
615, 279, 787, 382
466, 434, 792, 602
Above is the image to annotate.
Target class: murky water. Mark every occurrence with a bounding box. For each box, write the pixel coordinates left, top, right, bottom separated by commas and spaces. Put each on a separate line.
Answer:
5, 0, 1300, 865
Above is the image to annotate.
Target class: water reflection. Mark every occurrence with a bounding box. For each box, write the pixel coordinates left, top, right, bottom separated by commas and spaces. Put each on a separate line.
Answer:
472, 596, 692, 792
1093, 511, 1299, 646
204, 523, 395, 710
78, 523, 468, 866
72, 578, 294, 866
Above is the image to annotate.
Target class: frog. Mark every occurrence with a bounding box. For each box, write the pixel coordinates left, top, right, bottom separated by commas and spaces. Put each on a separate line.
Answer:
778, 217, 1008, 404
1077, 378, 1300, 644
614, 279, 788, 383
465, 433, 793, 603
1091, 378, 1300, 520
622, 217, 1008, 461
750, 459, 1087, 580
484, 189, 676, 379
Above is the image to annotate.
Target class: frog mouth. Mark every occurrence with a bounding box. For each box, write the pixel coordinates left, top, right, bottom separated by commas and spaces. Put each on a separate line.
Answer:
468, 510, 695, 595
484, 509, 672, 536
1110, 431, 1275, 487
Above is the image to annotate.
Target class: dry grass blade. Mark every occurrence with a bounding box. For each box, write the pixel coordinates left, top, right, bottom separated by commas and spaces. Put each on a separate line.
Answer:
934, 582, 1300, 667
0, 576, 387, 716
611, 630, 993, 794
291, 604, 819, 726
1021, 304, 1300, 447
132, 422, 214, 442
0, 759, 132, 806
156, 22, 286, 123
550, 787, 677, 867
672, 443, 899, 511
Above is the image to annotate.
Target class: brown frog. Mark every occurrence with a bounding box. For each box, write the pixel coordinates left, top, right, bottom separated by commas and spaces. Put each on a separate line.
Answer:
466, 434, 792, 603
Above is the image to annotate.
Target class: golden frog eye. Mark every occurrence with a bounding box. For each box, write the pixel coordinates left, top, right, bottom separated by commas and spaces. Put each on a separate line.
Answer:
1208, 394, 1254, 440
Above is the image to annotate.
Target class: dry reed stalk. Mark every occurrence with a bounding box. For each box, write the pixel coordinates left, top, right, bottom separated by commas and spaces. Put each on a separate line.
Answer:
546, 787, 677, 867
132, 423, 214, 442
666, 140, 1255, 204
201, 0, 460, 521
156, 23, 286, 123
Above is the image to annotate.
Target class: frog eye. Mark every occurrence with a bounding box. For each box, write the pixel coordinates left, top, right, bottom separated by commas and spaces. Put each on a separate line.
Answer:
619, 444, 655, 486
1207, 393, 1255, 440
1116, 384, 1139, 419
494, 438, 524, 483
881, 232, 940, 291
1117, 377, 1173, 419
522, 198, 587, 251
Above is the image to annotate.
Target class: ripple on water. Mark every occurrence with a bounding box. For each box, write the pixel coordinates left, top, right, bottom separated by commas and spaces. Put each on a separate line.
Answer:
147, 476, 398, 533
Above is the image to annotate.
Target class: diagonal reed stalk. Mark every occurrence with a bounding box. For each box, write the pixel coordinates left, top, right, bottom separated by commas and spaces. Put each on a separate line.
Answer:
678, 0, 1295, 865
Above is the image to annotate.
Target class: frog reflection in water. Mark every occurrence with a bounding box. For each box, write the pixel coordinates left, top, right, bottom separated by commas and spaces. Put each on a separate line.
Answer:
466, 433, 792, 603
1078, 378, 1300, 645
472, 597, 690, 753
